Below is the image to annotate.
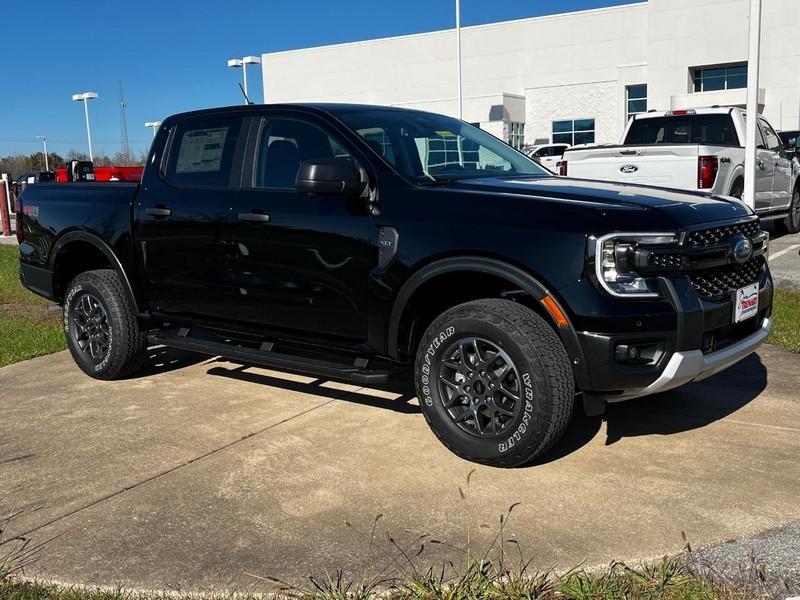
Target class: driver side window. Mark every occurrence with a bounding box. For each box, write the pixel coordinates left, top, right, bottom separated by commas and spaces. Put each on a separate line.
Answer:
760, 121, 783, 152
254, 118, 354, 189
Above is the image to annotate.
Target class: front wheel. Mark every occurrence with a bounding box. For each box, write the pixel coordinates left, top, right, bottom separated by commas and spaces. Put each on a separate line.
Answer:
414, 299, 574, 467
776, 187, 800, 235
63, 269, 148, 380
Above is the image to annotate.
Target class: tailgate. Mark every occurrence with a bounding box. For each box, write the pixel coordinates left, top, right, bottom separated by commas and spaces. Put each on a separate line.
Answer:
565, 145, 701, 190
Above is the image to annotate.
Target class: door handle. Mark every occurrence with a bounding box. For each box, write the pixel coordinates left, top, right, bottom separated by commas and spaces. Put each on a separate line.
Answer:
238, 212, 271, 223
145, 207, 171, 217
757, 158, 766, 170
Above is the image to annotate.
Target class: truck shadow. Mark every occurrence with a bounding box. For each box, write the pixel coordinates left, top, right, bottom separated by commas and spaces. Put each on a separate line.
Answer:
206, 362, 419, 414
530, 352, 768, 466
132, 346, 210, 377
202, 352, 767, 466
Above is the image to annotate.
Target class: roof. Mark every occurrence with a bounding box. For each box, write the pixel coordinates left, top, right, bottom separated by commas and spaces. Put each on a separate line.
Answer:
165, 102, 452, 123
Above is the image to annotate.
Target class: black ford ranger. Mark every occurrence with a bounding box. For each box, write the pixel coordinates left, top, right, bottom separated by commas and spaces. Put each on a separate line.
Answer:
17, 104, 773, 467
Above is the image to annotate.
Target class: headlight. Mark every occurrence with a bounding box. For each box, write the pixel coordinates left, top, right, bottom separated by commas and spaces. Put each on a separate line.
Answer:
594, 232, 679, 298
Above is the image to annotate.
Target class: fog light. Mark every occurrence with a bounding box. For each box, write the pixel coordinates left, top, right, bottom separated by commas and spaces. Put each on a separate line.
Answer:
614, 342, 662, 366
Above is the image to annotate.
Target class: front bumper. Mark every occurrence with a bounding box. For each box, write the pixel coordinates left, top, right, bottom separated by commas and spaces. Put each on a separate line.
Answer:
603, 316, 771, 401
570, 262, 773, 401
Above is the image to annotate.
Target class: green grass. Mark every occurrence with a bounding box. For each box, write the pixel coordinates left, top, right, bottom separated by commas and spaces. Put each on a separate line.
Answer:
769, 289, 800, 353
0, 246, 66, 368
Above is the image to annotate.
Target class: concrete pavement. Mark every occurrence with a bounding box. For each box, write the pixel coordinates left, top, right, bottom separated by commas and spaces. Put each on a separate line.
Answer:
1, 343, 799, 591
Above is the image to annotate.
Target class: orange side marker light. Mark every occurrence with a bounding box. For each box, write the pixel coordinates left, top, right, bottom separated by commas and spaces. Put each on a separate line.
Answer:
541, 295, 569, 328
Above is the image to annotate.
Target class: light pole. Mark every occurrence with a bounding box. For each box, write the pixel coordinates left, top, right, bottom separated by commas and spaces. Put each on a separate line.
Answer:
227, 55, 262, 103
36, 136, 49, 171
72, 92, 98, 162
145, 121, 162, 138
455, 0, 463, 120
743, 0, 762, 210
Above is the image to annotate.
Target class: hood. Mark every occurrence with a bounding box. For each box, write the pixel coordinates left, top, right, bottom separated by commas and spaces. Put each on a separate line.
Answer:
446, 175, 752, 227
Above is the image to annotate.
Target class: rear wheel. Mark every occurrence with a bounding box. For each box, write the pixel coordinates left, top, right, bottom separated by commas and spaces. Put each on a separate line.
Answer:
414, 299, 574, 467
63, 269, 148, 380
729, 178, 744, 200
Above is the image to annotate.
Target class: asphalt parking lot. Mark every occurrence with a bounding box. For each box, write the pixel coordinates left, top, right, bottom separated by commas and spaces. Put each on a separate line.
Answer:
766, 225, 800, 289
2, 343, 799, 591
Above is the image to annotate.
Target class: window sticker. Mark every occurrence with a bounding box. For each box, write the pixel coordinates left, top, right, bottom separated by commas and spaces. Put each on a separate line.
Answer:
175, 127, 229, 173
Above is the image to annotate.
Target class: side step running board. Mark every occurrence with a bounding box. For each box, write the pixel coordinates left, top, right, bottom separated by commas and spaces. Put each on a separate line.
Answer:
151, 331, 391, 386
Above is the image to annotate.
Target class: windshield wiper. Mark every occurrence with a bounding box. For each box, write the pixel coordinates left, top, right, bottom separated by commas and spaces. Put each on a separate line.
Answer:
416, 177, 460, 187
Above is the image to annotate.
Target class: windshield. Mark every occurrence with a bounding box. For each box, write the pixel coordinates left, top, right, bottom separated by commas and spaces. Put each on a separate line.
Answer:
625, 114, 740, 146
335, 109, 550, 184
779, 131, 798, 146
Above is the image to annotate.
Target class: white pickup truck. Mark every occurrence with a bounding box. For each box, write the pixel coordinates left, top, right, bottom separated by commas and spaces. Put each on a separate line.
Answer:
561, 107, 800, 233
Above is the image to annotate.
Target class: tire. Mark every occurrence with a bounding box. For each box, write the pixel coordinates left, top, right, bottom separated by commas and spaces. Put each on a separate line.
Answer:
775, 187, 800, 235
729, 178, 744, 200
414, 299, 574, 467
63, 269, 148, 380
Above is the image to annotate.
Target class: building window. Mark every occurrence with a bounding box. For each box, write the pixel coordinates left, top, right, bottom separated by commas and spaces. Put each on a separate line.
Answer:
508, 122, 525, 150
552, 119, 595, 146
626, 84, 647, 122
693, 63, 747, 92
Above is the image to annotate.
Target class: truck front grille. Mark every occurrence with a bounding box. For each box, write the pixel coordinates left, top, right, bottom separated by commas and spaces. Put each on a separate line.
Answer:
689, 255, 765, 302
686, 220, 761, 248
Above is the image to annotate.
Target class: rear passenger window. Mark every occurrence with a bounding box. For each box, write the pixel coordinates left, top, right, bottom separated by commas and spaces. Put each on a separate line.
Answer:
254, 118, 353, 189
165, 117, 242, 188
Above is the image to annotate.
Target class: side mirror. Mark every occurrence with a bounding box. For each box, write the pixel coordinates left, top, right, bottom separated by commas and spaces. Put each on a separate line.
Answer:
295, 158, 366, 196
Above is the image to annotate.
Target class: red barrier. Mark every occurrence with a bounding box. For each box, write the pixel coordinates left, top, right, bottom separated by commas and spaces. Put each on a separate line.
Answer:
0, 182, 11, 236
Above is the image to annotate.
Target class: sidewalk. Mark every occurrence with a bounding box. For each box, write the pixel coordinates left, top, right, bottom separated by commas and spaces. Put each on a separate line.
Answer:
1, 345, 799, 591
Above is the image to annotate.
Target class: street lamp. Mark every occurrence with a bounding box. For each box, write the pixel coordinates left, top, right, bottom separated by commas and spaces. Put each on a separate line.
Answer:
36, 136, 49, 171
71, 92, 98, 162
227, 55, 261, 103
145, 121, 162, 138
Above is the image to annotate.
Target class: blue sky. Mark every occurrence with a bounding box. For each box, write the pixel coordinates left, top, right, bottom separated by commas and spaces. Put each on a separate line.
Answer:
1, 0, 638, 159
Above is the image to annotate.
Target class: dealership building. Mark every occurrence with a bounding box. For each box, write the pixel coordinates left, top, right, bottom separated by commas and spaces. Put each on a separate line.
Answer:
260, 0, 799, 149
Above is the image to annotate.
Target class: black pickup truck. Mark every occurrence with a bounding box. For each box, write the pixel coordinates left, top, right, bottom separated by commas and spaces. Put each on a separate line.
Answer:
17, 104, 773, 466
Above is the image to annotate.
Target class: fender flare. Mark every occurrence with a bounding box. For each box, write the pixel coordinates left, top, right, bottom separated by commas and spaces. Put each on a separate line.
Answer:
49, 231, 143, 314
387, 256, 591, 389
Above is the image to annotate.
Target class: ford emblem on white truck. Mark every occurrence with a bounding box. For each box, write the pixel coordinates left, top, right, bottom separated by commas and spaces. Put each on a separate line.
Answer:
620, 165, 638, 174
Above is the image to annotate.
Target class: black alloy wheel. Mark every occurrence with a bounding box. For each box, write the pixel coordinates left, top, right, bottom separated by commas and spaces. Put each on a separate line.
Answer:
437, 337, 522, 438
70, 292, 111, 362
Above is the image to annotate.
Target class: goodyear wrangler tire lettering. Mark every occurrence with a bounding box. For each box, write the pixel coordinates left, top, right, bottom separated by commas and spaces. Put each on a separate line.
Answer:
414, 299, 574, 468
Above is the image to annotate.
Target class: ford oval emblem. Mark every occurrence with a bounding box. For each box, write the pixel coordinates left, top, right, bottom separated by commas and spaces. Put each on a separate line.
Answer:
731, 235, 753, 264
620, 164, 638, 174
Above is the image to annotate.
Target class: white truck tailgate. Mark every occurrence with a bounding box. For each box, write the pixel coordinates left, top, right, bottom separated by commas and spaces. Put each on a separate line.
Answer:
565, 146, 700, 189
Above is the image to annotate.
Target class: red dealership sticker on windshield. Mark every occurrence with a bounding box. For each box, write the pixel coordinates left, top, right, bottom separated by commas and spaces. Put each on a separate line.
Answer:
734, 283, 759, 323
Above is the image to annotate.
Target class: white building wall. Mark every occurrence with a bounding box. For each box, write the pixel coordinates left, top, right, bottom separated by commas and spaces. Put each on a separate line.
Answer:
526, 81, 618, 145
262, 3, 649, 129
260, 0, 800, 146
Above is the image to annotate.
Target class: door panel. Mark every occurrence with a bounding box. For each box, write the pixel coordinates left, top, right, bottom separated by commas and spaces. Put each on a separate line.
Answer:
754, 125, 774, 212
226, 116, 374, 340
761, 120, 792, 208
135, 116, 244, 322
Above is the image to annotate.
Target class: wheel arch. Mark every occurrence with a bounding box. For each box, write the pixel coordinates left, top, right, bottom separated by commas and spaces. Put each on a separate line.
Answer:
727, 166, 745, 196
387, 256, 590, 390
49, 231, 143, 313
